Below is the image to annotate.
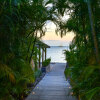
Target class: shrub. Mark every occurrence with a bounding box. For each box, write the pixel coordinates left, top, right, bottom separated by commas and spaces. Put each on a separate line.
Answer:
42, 58, 51, 67
34, 69, 42, 79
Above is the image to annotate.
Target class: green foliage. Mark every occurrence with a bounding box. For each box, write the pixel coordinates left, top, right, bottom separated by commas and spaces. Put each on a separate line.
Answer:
56, 0, 100, 100
85, 87, 100, 100
64, 64, 100, 100
34, 69, 42, 79
0, 0, 100, 100
0, 59, 35, 100
42, 58, 51, 67
0, 0, 50, 99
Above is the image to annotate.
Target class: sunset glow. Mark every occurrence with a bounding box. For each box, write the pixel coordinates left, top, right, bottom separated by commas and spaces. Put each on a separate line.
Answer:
42, 21, 74, 41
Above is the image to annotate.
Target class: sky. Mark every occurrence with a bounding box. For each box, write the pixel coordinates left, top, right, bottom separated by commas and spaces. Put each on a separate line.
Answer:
41, 21, 74, 46
41, 5, 74, 46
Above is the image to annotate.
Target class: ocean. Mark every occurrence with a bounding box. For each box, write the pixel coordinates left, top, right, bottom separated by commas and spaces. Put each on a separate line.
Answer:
47, 46, 69, 63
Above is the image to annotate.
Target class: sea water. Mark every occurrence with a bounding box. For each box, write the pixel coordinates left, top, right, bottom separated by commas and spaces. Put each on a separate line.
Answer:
47, 46, 69, 63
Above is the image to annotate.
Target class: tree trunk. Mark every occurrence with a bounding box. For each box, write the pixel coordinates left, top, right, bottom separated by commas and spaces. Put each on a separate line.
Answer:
87, 0, 100, 64
29, 31, 37, 63
26, 33, 34, 61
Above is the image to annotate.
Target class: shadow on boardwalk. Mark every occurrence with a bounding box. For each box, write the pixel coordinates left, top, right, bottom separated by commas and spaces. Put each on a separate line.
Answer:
26, 63, 77, 100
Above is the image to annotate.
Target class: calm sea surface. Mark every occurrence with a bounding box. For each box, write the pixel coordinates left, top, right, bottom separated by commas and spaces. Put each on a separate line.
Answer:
47, 46, 69, 63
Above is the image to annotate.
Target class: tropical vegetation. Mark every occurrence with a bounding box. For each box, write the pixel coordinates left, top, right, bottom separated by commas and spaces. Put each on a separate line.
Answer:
59, 0, 100, 100
42, 58, 51, 67
0, 0, 49, 100
0, 0, 100, 100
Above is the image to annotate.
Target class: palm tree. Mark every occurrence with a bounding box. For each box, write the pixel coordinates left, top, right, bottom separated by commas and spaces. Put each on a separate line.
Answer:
85, 0, 100, 64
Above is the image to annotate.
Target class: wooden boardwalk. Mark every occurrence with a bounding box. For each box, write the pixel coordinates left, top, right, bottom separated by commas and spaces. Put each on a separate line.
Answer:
26, 63, 77, 100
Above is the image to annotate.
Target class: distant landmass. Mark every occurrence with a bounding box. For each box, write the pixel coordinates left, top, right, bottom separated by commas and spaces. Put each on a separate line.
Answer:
42, 40, 71, 46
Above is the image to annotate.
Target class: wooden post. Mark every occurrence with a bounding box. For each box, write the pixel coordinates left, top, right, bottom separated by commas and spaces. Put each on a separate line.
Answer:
45, 48, 47, 60
42, 48, 44, 64
35, 50, 37, 70
39, 47, 41, 68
